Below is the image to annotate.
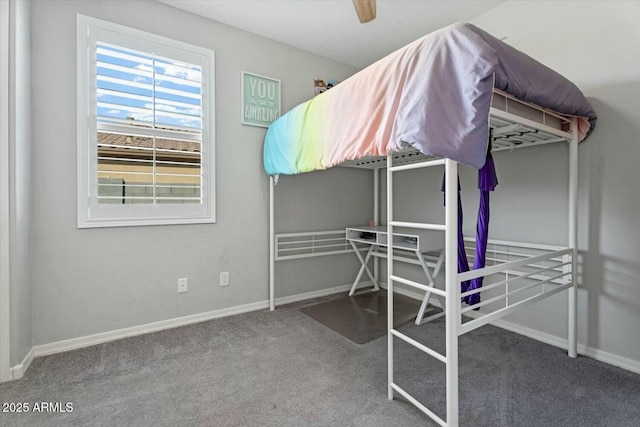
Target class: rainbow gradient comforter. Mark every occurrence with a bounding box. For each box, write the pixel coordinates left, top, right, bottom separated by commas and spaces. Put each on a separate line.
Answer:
264, 23, 596, 176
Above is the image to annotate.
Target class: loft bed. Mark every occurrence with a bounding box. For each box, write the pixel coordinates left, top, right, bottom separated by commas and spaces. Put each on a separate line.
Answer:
263, 23, 596, 427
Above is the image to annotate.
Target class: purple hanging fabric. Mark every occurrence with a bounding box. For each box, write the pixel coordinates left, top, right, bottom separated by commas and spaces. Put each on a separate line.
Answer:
441, 151, 498, 306
441, 176, 471, 297
466, 152, 498, 306
457, 191, 471, 295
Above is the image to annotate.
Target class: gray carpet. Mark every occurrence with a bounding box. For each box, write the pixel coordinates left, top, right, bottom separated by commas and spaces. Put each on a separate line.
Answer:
1, 292, 639, 427
300, 291, 421, 344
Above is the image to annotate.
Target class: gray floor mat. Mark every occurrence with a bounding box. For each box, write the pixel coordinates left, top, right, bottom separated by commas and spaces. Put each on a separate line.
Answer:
300, 291, 426, 344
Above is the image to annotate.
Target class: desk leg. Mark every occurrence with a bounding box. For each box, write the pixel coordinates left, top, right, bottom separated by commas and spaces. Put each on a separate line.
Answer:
432, 249, 445, 279
415, 250, 447, 325
349, 242, 379, 296
415, 251, 434, 325
430, 250, 447, 318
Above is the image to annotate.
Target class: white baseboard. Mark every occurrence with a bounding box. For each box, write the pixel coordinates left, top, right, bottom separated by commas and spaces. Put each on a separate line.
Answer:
29, 282, 640, 377
34, 283, 355, 358
484, 316, 640, 375
383, 281, 640, 375
274, 283, 353, 306
582, 346, 640, 375
10, 347, 34, 380
34, 300, 269, 357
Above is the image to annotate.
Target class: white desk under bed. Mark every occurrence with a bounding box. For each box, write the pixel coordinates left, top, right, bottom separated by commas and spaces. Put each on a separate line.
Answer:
346, 226, 445, 325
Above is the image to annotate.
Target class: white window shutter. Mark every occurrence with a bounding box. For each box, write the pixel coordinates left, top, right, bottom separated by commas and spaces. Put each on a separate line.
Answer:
77, 15, 215, 228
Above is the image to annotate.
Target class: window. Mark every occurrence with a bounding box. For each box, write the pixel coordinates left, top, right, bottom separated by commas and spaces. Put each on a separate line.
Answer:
77, 15, 215, 228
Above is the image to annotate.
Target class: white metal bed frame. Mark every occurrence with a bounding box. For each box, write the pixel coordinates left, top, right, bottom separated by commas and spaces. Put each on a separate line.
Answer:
268, 90, 579, 427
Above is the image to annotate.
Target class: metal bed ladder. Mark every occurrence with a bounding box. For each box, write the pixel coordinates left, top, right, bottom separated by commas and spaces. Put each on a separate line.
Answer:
387, 154, 460, 427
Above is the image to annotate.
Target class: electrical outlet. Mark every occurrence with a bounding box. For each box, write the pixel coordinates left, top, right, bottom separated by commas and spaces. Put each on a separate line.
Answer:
178, 278, 188, 293
220, 272, 230, 287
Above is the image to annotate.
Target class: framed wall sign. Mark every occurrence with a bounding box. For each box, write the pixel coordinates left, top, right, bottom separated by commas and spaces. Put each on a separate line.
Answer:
241, 71, 281, 128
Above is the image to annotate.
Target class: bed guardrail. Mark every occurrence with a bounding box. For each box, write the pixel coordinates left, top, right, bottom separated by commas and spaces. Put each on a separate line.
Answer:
275, 229, 367, 261
456, 239, 573, 335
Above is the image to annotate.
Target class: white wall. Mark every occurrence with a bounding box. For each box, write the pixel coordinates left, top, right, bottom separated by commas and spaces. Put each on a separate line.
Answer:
467, 1, 640, 363
30, 0, 361, 345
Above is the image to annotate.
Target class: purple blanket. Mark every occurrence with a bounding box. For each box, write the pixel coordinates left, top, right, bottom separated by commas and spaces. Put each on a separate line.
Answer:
264, 23, 596, 174
393, 22, 597, 169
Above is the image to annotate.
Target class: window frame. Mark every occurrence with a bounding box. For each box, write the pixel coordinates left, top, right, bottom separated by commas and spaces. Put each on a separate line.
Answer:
76, 14, 215, 228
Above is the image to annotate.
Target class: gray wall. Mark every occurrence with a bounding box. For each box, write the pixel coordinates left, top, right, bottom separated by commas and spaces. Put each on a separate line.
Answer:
30, 0, 360, 345
468, 1, 640, 362
28, 0, 639, 369
274, 167, 374, 297
379, 143, 572, 304
8, 0, 32, 367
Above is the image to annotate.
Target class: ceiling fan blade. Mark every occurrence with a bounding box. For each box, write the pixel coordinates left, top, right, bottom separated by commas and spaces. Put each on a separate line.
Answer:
352, 0, 376, 24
